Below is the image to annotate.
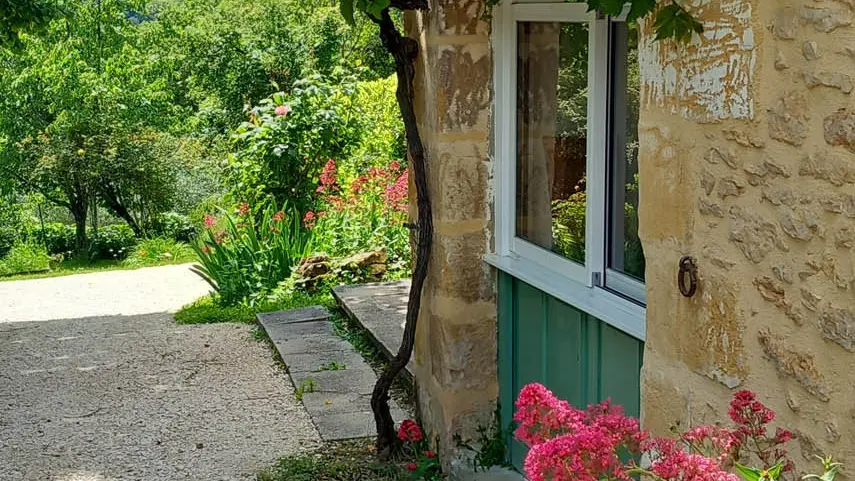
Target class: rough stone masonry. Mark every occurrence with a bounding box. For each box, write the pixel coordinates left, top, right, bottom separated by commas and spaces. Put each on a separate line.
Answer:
639, 0, 855, 469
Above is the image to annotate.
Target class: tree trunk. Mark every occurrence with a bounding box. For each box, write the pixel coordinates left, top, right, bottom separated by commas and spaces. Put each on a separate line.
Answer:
70, 201, 88, 256
99, 180, 143, 237
370, 9, 433, 458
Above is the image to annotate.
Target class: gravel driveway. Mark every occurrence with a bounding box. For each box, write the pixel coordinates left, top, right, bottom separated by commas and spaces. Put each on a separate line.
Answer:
0, 265, 319, 480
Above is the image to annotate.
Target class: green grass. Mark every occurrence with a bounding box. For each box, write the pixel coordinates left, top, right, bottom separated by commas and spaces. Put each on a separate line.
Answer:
174, 290, 334, 325
257, 440, 407, 481
0, 240, 199, 282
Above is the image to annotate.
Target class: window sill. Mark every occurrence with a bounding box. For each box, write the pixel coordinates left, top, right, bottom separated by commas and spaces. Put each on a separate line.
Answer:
484, 253, 646, 341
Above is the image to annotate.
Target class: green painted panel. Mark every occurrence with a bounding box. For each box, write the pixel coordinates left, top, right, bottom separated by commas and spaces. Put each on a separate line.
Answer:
496, 272, 644, 471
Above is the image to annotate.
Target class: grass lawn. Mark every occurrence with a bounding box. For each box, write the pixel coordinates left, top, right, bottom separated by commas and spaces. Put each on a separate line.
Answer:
0, 253, 198, 282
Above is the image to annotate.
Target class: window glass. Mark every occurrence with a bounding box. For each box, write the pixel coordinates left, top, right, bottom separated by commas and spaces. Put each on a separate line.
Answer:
515, 22, 589, 265
607, 22, 644, 282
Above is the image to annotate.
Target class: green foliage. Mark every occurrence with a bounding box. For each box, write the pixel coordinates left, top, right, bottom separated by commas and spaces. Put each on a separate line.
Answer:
552, 191, 587, 263
347, 76, 406, 177
653, 2, 704, 42
148, 212, 197, 242
30, 222, 76, 256
295, 378, 318, 401
174, 295, 264, 324
0, 241, 49, 276
0, 0, 60, 50
454, 407, 513, 472
316, 361, 347, 372
225, 77, 361, 213
258, 441, 407, 481
122, 238, 196, 268
87, 224, 137, 261
311, 160, 410, 274
191, 204, 313, 306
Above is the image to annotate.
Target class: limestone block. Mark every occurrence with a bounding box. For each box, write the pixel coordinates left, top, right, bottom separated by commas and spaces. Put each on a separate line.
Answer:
729, 206, 789, 263
803, 41, 821, 60
819, 306, 855, 351
803, 71, 853, 94
768, 92, 810, 146
758, 330, 830, 402
800, 5, 852, 33
799, 151, 855, 185
823, 109, 855, 153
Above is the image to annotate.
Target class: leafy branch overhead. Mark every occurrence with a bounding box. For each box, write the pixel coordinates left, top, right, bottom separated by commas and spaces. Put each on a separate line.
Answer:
342, 0, 703, 43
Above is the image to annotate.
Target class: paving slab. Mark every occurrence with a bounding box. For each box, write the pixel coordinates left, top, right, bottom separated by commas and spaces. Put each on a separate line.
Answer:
291, 367, 380, 395
257, 306, 331, 326
332, 280, 413, 377
257, 306, 409, 441
283, 350, 367, 374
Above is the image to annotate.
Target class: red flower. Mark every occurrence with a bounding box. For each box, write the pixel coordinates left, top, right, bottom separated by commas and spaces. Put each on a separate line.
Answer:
406, 463, 418, 471
424, 451, 436, 459
398, 419, 423, 443
204, 215, 216, 228
238, 203, 250, 216
274, 104, 290, 116
272, 211, 285, 222
390, 160, 401, 171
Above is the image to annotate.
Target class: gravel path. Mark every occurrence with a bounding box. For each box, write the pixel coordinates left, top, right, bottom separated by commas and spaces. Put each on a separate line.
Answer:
0, 266, 320, 480
0, 263, 213, 323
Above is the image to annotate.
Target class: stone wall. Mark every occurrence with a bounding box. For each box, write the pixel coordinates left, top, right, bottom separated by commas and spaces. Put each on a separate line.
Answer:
639, 0, 855, 470
404, 0, 498, 474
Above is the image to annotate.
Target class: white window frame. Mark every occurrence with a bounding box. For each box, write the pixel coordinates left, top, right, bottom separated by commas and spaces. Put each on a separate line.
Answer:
486, 0, 646, 341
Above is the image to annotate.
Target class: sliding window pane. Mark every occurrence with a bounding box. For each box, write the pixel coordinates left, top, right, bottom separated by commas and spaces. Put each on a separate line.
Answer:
515, 22, 589, 265
607, 22, 644, 282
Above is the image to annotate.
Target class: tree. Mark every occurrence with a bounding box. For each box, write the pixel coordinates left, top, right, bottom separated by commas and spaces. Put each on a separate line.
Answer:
0, 0, 61, 50
338, 0, 702, 458
0, 0, 180, 251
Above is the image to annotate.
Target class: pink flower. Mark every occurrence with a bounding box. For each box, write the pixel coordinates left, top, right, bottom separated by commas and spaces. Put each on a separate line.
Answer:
424, 450, 436, 458
272, 211, 285, 222
302, 211, 316, 229
383, 169, 409, 212
238, 203, 250, 216
274, 104, 290, 116
204, 215, 215, 228
390, 160, 401, 171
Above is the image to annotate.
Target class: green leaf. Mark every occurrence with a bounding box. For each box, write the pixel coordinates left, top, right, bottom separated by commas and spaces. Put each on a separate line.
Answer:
768, 462, 785, 481
365, 0, 391, 19
653, 2, 704, 43
735, 463, 764, 481
339, 0, 356, 26
585, 0, 626, 17
626, 0, 657, 23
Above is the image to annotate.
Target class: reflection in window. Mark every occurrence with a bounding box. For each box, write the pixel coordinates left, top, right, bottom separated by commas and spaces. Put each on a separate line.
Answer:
607, 22, 644, 282
515, 22, 589, 265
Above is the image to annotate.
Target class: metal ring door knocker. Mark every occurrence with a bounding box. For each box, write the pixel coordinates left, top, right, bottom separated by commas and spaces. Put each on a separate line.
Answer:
678, 256, 697, 298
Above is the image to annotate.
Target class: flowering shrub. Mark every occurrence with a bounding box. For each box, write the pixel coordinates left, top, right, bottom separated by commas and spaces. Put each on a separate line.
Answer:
398, 420, 441, 481
225, 75, 361, 214
513, 383, 836, 481
191, 203, 313, 306
309, 158, 410, 273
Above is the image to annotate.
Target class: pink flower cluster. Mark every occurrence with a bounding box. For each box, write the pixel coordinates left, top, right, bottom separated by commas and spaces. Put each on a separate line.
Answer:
317, 159, 339, 193
514, 384, 796, 481
384, 169, 408, 212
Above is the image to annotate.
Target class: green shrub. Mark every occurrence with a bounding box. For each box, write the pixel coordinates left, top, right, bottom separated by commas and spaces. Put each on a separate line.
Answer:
30, 222, 76, 256
192, 204, 313, 306
0, 242, 49, 276
225, 75, 362, 214
344, 76, 405, 179
148, 212, 197, 242
123, 238, 196, 268
88, 224, 138, 261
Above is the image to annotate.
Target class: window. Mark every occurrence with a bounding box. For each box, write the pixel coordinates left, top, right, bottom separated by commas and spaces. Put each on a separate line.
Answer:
489, 1, 645, 338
